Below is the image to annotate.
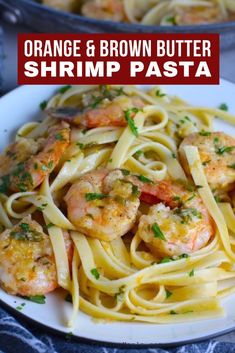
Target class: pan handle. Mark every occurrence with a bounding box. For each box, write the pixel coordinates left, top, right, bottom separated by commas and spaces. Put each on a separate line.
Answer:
0, 0, 22, 24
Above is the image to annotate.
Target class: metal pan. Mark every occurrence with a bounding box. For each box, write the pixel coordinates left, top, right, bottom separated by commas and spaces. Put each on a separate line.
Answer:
1, 0, 235, 49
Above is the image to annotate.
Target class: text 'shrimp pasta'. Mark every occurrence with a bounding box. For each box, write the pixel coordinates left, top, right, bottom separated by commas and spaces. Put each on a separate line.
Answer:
18, 34, 220, 85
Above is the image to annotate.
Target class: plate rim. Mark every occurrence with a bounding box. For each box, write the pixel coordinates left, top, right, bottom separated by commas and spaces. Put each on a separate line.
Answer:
1, 80, 235, 347
1, 298, 235, 348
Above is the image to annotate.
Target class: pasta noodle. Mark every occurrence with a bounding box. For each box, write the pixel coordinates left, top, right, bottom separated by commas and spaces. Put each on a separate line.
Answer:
0, 84, 235, 328
42, 0, 235, 25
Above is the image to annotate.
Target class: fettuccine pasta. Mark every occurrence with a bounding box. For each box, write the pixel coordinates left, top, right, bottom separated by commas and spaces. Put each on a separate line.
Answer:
0, 84, 235, 327
42, 0, 235, 26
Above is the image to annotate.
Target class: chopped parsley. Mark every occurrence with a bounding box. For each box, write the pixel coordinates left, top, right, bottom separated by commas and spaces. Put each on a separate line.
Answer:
189, 269, 195, 277
85, 193, 108, 201
76, 142, 97, 150
214, 195, 221, 203
219, 103, 228, 111
82, 128, 88, 135
77, 143, 84, 149
90, 95, 103, 109
160, 257, 174, 264
10, 223, 42, 242
17, 184, 27, 192
114, 87, 126, 96
16, 303, 26, 311
88, 85, 126, 109
120, 169, 130, 176
178, 253, 189, 259
216, 146, 235, 155
174, 208, 202, 224
6, 150, 17, 160
134, 150, 143, 159
90, 268, 100, 280
65, 293, 72, 303
166, 16, 177, 25
20, 223, 30, 232
48, 161, 54, 169
228, 164, 235, 169
159, 254, 189, 264
202, 160, 211, 166
115, 285, 126, 302
152, 223, 166, 241
124, 108, 139, 137
7, 163, 33, 193
185, 193, 196, 202
213, 137, 235, 155
137, 175, 153, 183
37, 203, 48, 211
172, 153, 177, 159
165, 289, 172, 299
199, 131, 211, 136
12, 162, 24, 176
27, 295, 46, 304
160, 254, 190, 264
0, 175, 10, 194
132, 185, 140, 197
58, 85, 71, 94
55, 133, 65, 141
170, 310, 177, 315
173, 196, 181, 202
46, 223, 54, 229
156, 89, 166, 98
39, 100, 47, 111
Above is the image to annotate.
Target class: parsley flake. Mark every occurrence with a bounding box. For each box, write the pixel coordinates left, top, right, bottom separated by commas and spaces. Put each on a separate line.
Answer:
189, 269, 195, 277
115, 285, 126, 302
39, 100, 47, 110
165, 289, 172, 299
138, 175, 153, 183
156, 89, 166, 98
58, 85, 71, 94
160, 257, 174, 264
152, 223, 166, 241
55, 133, 65, 141
27, 295, 46, 304
199, 131, 211, 136
85, 193, 108, 201
124, 108, 139, 137
120, 169, 130, 176
219, 103, 228, 111
91, 268, 100, 280
132, 185, 140, 197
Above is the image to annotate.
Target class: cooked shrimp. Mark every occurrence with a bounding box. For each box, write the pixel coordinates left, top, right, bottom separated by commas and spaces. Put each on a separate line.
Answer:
48, 88, 145, 128
81, 0, 125, 22
179, 132, 235, 192
64, 169, 140, 241
175, 4, 223, 25
136, 180, 214, 257
0, 122, 70, 193
0, 216, 73, 296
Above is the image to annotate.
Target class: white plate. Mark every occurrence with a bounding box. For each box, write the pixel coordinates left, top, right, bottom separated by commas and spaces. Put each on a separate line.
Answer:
0, 80, 235, 346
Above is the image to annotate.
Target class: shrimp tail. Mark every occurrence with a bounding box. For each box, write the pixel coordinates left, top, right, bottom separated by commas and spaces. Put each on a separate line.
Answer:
47, 107, 83, 126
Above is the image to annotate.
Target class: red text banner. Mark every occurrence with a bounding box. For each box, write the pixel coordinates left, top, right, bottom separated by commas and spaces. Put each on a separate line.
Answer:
18, 33, 220, 85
